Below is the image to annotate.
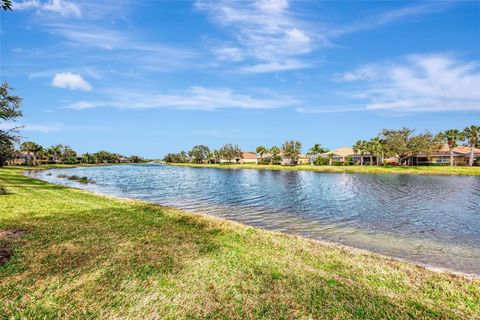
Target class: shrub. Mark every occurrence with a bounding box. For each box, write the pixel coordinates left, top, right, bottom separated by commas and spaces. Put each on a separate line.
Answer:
332, 161, 344, 166
261, 158, 271, 165
313, 157, 329, 166
345, 156, 354, 166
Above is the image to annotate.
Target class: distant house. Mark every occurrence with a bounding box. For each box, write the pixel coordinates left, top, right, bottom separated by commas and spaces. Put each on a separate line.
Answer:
235, 152, 258, 164
409, 144, 480, 165
318, 147, 376, 165
281, 154, 309, 165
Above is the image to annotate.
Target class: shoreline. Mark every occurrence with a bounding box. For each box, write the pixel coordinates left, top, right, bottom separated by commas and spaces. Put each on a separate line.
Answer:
168, 162, 480, 176
24, 165, 480, 280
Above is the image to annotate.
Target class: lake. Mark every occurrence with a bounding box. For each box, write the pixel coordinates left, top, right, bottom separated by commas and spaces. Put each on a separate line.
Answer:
28, 164, 480, 276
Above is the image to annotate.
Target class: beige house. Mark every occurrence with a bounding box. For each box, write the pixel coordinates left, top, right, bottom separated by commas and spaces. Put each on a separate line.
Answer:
410, 144, 480, 165
318, 147, 376, 165
220, 152, 258, 164
237, 152, 258, 164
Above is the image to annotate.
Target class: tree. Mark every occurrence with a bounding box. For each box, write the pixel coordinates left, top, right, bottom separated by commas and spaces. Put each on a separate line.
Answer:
256, 146, 267, 164
367, 138, 383, 165
353, 140, 367, 165
380, 128, 412, 165
0, 83, 23, 166
212, 149, 221, 164
47, 145, 63, 163
189, 145, 210, 164
463, 125, 480, 166
0, 131, 15, 166
20, 141, 42, 165
282, 140, 301, 165
219, 144, 242, 163
439, 129, 465, 166
327, 152, 335, 165
270, 146, 281, 165
1, 0, 12, 11
82, 153, 96, 164
307, 143, 327, 164
129, 155, 142, 163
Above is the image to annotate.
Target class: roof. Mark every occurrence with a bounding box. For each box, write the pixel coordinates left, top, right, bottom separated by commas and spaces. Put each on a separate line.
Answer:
430, 144, 480, 156
322, 147, 354, 157
242, 152, 257, 159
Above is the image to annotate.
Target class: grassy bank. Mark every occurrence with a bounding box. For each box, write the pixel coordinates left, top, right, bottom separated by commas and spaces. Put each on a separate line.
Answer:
0, 167, 479, 319
170, 163, 480, 176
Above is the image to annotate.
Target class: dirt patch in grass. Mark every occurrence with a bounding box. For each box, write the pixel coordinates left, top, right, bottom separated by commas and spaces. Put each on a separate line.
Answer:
0, 185, 6, 195
0, 229, 26, 239
0, 243, 12, 265
0, 229, 27, 266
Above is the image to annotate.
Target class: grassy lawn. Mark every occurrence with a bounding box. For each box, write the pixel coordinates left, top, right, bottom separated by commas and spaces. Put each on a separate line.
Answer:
0, 166, 479, 319
171, 163, 480, 176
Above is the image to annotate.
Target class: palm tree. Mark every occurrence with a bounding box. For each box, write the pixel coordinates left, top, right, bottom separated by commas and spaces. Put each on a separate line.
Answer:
463, 125, 480, 166
281, 140, 302, 165
256, 146, 267, 164
439, 129, 465, 166
327, 152, 335, 165
307, 143, 327, 164
366, 138, 382, 166
353, 140, 367, 166
270, 146, 281, 165
212, 149, 221, 164
38, 148, 51, 164
20, 141, 42, 165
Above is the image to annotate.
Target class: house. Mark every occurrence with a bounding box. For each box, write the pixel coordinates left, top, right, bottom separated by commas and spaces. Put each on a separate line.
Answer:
409, 144, 480, 165
235, 152, 258, 164
281, 154, 309, 165
317, 147, 377, 165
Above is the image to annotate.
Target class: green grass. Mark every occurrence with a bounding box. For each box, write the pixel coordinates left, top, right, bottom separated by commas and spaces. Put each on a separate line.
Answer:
171, 163, 480, 176
0, 166, 479, 319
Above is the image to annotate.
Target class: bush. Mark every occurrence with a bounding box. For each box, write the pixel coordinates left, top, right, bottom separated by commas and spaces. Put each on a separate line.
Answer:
332, 161, 344, 166
260, 158, 271, 165
345, 156, 354, 166
313, 157, 329, 166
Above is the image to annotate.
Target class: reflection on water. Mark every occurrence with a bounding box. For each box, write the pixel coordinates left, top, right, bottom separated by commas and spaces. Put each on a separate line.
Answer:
29, 164, 480, 275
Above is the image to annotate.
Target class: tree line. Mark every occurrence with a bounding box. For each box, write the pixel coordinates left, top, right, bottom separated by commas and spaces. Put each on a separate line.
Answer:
165, 126, 480, 167
14, 141, 143, 165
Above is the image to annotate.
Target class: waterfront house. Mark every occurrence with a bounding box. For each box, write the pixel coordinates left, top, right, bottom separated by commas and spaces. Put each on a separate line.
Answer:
236, 152, 259, 164
409, 144, 480, 165
317, 147, 376, 165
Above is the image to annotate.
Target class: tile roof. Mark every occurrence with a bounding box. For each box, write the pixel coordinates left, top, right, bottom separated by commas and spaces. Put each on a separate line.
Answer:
242, 152, 257, 159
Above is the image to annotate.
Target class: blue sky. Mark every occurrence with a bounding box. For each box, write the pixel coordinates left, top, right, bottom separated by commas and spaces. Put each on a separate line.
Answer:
1, 0, 479, 157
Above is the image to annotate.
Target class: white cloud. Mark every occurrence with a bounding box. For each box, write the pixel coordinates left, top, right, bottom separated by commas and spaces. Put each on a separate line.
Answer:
241, 60, 309, 73
213, 46, 245, 62
196, 0, 313, 72
0, 122, 63, 133
333, 65, 379, 82
335, 54, 480, 113
329, 3, 452, 38
51, 72, 92, 91
66, 86, 299, 111
14, 0, 81, 17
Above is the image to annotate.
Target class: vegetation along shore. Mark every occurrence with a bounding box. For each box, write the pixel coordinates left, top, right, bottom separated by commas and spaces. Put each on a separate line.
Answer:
170, 162, 480, 176
0, 165, 479, 319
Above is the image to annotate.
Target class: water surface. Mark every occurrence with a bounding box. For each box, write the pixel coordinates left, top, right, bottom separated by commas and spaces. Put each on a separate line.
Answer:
28, 164, 480, 275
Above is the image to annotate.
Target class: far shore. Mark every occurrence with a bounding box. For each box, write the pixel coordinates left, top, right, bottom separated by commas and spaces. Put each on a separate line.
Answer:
169, 162, 480, 176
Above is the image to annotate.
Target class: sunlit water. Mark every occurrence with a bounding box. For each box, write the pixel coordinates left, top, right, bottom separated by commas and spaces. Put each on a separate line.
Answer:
28, 164, 480, 276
